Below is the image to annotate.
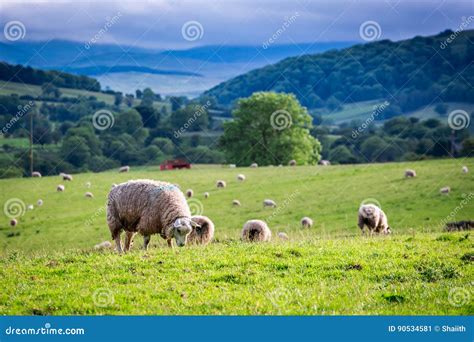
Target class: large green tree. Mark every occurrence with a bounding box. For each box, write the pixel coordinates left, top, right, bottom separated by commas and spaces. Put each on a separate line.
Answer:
220, 92, 321, 166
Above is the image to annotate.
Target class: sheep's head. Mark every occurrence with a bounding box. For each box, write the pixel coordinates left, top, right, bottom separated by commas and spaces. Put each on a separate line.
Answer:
172, 218, 199, 247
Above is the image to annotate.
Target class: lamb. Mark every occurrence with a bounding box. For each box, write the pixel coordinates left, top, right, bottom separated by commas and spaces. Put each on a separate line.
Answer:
216, 180, 226, 188
106, 179, 197, 253
440, 186, 450, 194
289, 160, 296, 166
237, 174, 246, 181
263, 199, 277, 208
31, 171, 42, 177
301, 217, 313, 229
57, 184, 65, 192
250, 163, 258, 168
204, 192, 209, 199
241, 220, 271, 242
188, 215, 215, 245
462, 166, 469, 174
37, 199, 43, 206
63, 173, 73, 181
405, 169, 416, 178
278, 232, 289, 240
232, 199, 241, 207
358, 204, 391, 235
119, 165, 130, 173
10, 219, 17, 227
318, 160, 330, 166
85, 192, 94, 198
186, 189, 194, 198
94, 241, 112, 250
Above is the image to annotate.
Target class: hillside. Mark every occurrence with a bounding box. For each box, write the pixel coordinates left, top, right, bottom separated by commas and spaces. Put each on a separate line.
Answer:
0, 159, 472, 314
204, 30, 474, 114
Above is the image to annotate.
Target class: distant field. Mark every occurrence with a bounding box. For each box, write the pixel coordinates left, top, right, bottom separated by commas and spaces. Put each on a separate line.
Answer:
0, 159, 472, 314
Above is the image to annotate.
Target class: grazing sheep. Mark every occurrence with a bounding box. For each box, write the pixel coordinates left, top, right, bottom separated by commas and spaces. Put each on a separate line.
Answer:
462, 166, 469, 174
440, 186, 451, 194
216, 180, 226, 188
86, 181, 91, 188
37, 199, 43, 206
59, 172, 66, 177
250, 163, 258, 168
204, 192, 209, 199
63, 174, 73, 181
241, 220, 271, 242
405, 169, 416, 178
31, 171, 42, 178
232, 199, 241, 207
278, 232, 289, 240
186, 189, 194, 198
94, 241, 112, 250
10, 219, 17, 227
56, 184, 65, 192
85, 192, 94, 198
263, 199, 277, 208
237, 174, 246, 181
318, 160, 331, 166
358, 204, 391, 235
229, 164, 236, 168
119, 165, 130, 173
107, 179, 197, 253
188, 215, 215, 245
27, 204, 34, 210
289, 160, 296, 166
301, 217, 313, 229
445, 220, 474, 232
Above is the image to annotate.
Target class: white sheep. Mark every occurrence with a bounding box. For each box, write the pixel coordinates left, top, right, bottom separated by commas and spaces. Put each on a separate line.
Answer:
237, 174, 246, 181
94, 241, 112, 250
289, 160, 296, 166
31, 171, 42, 178
440, 186, 451, 194
86, 181, 91, 188
232, 199, 241, 207
188, 215, 215, 245
263, 199, 277, 208
241, 220, 271, 242
216, 180, 226, 188
301, 217, 313, 229
462, 166, 469, 174
63, 174, 73, 181
37, 199, 43, 206
229, 164, 236, 168
278, 232, 289, 240
318, 160, 330, 166
27, 204, 34, 210
204, 192, 209, 199
186, 189, 194, 198
358, 204, 391, 235
405, 169, 416, 178
119, 165, 130, 173
10, 219, 17, 227
250, 163, 258, 168
85, 192, 94, 198
56, 184, 65, 192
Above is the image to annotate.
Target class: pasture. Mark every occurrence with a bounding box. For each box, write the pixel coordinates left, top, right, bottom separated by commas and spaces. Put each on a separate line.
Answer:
0, 159, 473, 315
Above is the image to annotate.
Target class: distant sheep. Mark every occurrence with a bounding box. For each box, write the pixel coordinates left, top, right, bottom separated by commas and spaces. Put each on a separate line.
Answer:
232, 199, 241, 207
250, 163, 258, 168
229, 164, 236, 168
94, 241, 112, 250
186, 189, 194, 198
301, 217, 313, 229
86, 181, 91, 188
237, 174, 246, 181
445, 220, 474, 232
204, 192, 209, 199
107, 179, 196, 253
57, 184, 65, 192
318, 160, 330, 166
216, 180, 226, 188
263, 199, 277, 208
37, 199, 43, 206
278, 232, 289, 240
358, 204, 391, 235
241, 220, 271, 242
27, 204, 34, 210
63, 174, 73, 181
188, 215, 215, 245
289, 160, 296, 166
31, 171, 42, 178
405, 169, 416, 178
10, 219, 17, 227
119, 165, 130, 173
462, 166, 469, 174
85, 192, 94, 198
440, 186, 451, 194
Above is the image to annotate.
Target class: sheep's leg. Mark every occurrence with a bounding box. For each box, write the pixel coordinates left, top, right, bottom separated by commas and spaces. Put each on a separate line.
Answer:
114, 234, 123, 254
143, 235, 151, 250
167, 239, 173, 248
124, 231, 136, 252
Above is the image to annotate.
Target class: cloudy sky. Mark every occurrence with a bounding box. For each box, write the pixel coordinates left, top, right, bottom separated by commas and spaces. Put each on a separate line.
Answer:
0, 0, 472, 49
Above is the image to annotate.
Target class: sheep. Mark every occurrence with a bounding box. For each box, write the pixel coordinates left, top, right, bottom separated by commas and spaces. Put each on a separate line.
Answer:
405, 169, 416, 178
358, 204, 391, 235
462, 166, 469, 174
63, 174, 73, 181
204, 192, 209, 199
278, 232, 289, 240
112, 183, 117, 188
119, 165, 130, 173
10, 219, 17, 227
86, 181, 91, 188
232, 199, 241, 207
229, 164, 236, 168
188, 215, 215, 245
263, 199, 277, 208
216, 180, 226, 188
237, 174, 246, 181
444, 220, 474, 232
31, 171, 42, 177
56, 184, 65, 192
241, 220, 271, 242
289, 159, 296, 166
107, 179, 197, 253
186, 189, 194, 198
440, 186, 451, 194
250, 163, 258, 168
94, 241, 112, 250
318, 160, 330, 166
27, 204, 34, 210
85, 192, 94, 198
301, 217, 313, 229
37, 199, 43, 206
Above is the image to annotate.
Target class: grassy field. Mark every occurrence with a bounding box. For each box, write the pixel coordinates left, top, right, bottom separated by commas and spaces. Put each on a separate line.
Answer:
0, 159, 473, 314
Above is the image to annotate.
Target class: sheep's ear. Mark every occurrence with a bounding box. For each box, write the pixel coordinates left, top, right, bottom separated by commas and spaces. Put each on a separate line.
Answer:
190, 220, 201, 229
173, 219, 182, 228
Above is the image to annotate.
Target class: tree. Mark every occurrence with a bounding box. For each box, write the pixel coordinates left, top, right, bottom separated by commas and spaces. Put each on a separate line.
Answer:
170, 104, 209, 133
135, 89, 143, 99
135, 105, 159, 128
141, 88, 155, 107
41, 83, 61, 98
114, 92, 123, 106
220, 92, 322, 166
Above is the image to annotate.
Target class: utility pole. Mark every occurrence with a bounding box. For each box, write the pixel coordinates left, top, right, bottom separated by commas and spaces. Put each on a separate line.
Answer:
29, 110, 33, 176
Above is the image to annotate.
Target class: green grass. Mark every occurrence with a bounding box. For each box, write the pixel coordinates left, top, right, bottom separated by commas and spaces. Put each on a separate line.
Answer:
0, 159, 473, 314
